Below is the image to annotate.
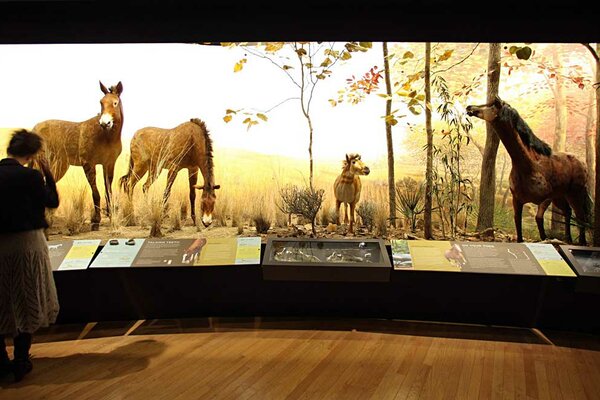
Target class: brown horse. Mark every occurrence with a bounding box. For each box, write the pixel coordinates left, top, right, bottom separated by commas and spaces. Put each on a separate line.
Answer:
333, 153, 370, 234
120, 118, 219, 227
466, 96, 593, 244
33, 81, 124, 231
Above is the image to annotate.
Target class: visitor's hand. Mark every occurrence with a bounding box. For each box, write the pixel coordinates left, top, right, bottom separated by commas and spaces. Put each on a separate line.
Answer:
38, 158, 53, 179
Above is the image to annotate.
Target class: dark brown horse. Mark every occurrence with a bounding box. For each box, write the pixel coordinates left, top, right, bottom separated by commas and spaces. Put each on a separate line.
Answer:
120, 118, 219, 226
466, 96, 593, 244
33, 81, 124, 230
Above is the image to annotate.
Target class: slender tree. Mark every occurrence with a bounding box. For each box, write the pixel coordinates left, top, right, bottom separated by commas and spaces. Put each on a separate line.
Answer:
584, 87, 596, 197
550, 48, 568, 232
383, 42, 396, 227
423, 42, 434, 239
475, 43, 502, 231
583, 43, 600, 246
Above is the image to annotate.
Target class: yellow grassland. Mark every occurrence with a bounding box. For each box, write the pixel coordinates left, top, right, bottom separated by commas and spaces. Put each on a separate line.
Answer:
1, 128, 425, 238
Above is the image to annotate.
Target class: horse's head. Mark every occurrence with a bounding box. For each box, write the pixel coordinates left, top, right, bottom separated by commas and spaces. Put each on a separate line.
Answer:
345, 153, 370, 176
193, 183, 221, 227
99, 81, 123, 130
465, 95, 505, 122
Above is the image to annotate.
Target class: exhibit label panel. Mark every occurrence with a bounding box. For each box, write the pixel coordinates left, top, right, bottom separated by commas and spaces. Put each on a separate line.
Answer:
391, 240, 575, 276
89, 238, 146, 268
130, 237, 262, 267
48, 239, 101, 271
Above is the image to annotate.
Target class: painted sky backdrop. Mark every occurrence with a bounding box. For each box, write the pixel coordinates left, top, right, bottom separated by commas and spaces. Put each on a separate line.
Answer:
0, 42, 405, 162
0, 42, 595, 168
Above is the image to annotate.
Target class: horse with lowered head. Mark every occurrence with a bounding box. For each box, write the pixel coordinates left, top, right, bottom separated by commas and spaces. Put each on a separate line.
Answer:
33, 81, 124, 231
466, 95, 593, 244
120, 118, 220, 227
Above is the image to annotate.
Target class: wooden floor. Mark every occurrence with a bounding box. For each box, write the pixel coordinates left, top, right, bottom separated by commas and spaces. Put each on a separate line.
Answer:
1, 318, 599, 400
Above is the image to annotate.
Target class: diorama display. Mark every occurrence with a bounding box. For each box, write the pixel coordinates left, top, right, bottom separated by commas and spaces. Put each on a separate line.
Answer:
263, 238, 391, 281
0, 42, 598, 252
559, 245, 600, 277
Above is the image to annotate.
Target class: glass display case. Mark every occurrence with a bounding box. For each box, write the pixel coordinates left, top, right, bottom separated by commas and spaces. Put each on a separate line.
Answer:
263, 237, 391, 282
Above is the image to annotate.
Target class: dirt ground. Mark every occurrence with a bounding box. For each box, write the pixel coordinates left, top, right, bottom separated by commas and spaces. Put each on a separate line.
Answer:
45, 214, 524, 246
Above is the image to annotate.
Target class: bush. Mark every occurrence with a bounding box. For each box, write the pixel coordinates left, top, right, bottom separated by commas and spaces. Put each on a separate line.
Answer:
277, 184, 325, 235
395, 177, 425, 232
356, 201, 376, 231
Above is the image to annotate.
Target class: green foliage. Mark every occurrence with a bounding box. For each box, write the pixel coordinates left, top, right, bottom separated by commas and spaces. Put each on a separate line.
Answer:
223, 41, 371, 130
429, 75, 475, 239
395, 177, 425, 232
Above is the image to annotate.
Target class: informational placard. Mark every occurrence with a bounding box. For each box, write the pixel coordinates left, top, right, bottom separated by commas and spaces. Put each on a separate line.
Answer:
391, 240, 575, 276
89, 238, 145, 268
131, 237, 262, 267
47, 239, 101, 271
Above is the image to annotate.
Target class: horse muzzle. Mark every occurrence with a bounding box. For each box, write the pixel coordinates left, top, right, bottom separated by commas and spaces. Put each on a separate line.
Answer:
465, 106, 477, 117
202, 215, 213, 227
363, 167, 370, 175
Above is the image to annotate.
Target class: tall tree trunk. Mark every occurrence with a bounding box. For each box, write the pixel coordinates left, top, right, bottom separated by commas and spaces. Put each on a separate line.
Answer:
476, 43, 501, 231
594, 43, 600, 246
496, 153, 507, 196
423, 42, 433, 239
585, 86, 596, 198
383, 42, 396, 228
551, 48, 568, 232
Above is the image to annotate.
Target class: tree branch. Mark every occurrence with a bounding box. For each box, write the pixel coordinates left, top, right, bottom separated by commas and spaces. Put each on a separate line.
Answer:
582, 43, 600, 63
432, 43, 481, 76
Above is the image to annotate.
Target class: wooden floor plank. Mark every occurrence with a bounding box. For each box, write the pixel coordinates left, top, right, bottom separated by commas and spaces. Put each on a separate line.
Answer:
1, 320, 599, 400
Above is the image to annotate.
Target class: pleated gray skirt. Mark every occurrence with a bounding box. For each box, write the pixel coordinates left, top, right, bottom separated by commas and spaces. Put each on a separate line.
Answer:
0, 229, 59, 337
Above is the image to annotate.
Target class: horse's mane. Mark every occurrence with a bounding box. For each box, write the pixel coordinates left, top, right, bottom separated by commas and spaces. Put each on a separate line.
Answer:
190, 118, 214, 181
499, 102, 552, 156
342, 153, 361, 169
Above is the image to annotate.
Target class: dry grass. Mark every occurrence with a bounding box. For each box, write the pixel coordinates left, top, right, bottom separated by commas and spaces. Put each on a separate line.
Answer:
1, 127, 434, 238
61, 179, 90, 235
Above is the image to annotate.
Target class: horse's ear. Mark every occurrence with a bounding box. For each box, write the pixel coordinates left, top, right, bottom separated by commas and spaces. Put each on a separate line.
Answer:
345, 153, 350, 163
192, 184, 204, 191
99, 81, 109, 94
213, 185, 221, 190
494, 95, 503, 107
114, 81, 123, 96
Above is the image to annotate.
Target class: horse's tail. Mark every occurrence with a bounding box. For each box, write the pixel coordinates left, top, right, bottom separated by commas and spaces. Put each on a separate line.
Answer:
120, 153, 134, 194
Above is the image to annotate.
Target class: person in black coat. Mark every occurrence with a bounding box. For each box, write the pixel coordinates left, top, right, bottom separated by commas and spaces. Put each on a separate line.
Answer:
0, 129, 60, 383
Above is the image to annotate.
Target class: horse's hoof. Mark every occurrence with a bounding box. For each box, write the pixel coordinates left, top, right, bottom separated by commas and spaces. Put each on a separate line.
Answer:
91, 223, 100, 231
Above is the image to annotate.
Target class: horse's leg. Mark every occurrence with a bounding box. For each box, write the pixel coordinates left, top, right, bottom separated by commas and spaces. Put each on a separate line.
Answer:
567, 194, 588, 246
335, 200, 342, 225
83, 163, 101, 231
163, 167, 179, 214
128, 161, 149, 198
143, 163, 159, 194
564, 202, 573, 244
551, 198, 571, 243
349, 202, 356, 234
103, 163, 116, 217
188, 167, 199, 225
344, 203, 349, 224
512, 197, 524, 242
535, 199, 552, 241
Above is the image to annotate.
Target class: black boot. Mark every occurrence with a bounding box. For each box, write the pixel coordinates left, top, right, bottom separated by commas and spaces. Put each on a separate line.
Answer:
12, 332, 33, 383
0, 336, 11, 378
